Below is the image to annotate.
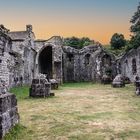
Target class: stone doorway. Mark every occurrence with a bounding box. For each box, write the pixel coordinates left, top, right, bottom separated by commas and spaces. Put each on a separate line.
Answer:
39, 46, 53, 79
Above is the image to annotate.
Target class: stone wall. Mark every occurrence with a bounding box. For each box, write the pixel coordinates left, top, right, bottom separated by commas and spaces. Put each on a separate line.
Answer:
62, 44, 116, 82
8, 26, 36, 87
35, 36, 63, 84
0, 52, 10, 87
3, 24, 139, 87
0, 93, 19, 138
118, 47, 140, 82
0, 26, 12, 88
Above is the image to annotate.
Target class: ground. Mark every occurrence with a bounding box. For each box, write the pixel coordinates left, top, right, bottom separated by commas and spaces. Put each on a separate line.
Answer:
3, 83, 140, 140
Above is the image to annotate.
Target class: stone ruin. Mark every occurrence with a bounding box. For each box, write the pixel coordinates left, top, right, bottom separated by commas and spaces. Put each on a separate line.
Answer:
0, 25, 118, 89
0, 24, 140, 88
112, 74, 125, 88
0, 79, 19, 138
135, 76, 140, 96
101, 74, 112, 84
50, 79, 59, 90
29, 74, 54, 97
0, 21, 140, 138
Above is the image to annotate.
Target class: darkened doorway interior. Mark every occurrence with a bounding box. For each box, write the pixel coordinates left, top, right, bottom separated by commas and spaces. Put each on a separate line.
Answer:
39, 46, 53, 79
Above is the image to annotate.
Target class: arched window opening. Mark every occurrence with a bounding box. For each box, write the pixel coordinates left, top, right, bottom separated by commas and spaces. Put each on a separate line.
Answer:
67, 53, 74, 62
85, 54, 90, 65
102, 54, 111, 66
39, 46, 53, 78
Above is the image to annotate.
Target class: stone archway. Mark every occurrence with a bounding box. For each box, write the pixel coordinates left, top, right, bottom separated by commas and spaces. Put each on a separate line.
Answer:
38, 46, 53, 79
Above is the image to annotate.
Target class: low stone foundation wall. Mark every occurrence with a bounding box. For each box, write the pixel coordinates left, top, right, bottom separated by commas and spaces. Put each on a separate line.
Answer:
0, 93, 19, 138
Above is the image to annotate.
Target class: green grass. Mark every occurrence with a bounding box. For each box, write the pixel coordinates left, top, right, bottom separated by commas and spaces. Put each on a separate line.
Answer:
3, 83, 140, 140
78, 112, 113, 120
2, 124, 28, 140
10, 86, 29, 100
61, 82, 95, 89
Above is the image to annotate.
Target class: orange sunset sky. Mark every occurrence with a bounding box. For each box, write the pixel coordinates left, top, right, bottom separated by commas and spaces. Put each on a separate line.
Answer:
0, 0, 139, 44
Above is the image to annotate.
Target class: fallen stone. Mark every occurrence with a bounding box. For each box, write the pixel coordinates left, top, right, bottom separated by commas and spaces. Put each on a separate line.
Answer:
112, 74, 125, 88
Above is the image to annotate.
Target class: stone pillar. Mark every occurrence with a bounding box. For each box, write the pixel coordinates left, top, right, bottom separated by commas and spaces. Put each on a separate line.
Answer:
0, 93, 19, 138
29, 77, 52, 97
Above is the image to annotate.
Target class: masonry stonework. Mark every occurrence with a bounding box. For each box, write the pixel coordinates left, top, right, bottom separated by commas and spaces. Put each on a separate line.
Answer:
0, 24, 140, 89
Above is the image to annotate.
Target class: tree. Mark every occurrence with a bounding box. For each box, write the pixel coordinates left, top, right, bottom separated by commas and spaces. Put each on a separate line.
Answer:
129, 2, 140, 49
64, 37, 93, 49
110, 33, 126, 49
64, 37, 80, 49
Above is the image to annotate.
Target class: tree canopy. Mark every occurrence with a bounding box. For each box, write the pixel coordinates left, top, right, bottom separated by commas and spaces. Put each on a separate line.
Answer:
110, 33, 126, 49
129, 2, 140, 49
63, 37, 94, 49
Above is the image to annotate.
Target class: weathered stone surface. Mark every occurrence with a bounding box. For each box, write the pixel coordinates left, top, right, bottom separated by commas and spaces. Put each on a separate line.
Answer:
135, 76, 140, 95
1, 24, 140, 88
112, 74, 125, 88
29, 78, 51, 97
62, 45, 116, 82
101, 74, 112, 84
50, 79, 59, 90
0, 93, 19, 138
118, 47, 140, 82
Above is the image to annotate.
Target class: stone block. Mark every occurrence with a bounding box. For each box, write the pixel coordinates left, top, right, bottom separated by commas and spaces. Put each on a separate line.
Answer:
112, 74, 125, 88
29, 78, 52, 98
0, 93, 19, 138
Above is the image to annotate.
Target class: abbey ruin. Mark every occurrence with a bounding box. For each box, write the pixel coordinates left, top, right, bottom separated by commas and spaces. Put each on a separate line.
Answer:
0, 24, 139, 88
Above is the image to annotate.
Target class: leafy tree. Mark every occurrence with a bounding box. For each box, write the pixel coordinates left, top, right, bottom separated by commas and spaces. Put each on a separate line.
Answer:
129, 2, 140, 49
80, 37, 91, 47
64, 37, 93, 49
110, 33, 126, 49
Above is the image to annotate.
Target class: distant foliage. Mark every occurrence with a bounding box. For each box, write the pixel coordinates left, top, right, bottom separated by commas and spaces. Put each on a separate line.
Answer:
104, 45, 126, 57
63, 37, 94, 49
129, 3, 140, 49
110, 33, 126, 49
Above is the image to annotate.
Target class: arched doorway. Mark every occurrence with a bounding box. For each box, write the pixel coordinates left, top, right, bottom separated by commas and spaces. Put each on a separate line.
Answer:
38, 46, 53, 79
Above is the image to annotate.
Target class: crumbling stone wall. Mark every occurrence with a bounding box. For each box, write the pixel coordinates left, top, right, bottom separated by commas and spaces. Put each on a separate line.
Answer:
8, 25, 36, 87
118, 47, 140, 82
35, 36, 63, 84
62, 44, 116, 82
0, 78, 19, 139
2, 24, 136, 87
0, 26, 12, 88
0, 93, 19, 138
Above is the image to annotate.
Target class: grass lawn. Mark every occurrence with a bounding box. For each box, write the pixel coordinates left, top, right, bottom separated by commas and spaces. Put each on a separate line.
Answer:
3, 83, 140, 140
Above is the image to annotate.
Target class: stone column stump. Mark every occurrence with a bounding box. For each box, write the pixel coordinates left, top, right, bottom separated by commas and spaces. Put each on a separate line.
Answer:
0, 93, 19, 138
29, 78, 51, 97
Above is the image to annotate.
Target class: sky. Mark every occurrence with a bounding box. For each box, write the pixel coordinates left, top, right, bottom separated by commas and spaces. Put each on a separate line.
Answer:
0, 0, 139, 44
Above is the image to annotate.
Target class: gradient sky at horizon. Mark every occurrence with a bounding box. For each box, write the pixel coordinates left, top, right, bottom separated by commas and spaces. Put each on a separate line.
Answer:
0, 0, 139, 44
